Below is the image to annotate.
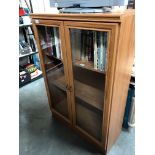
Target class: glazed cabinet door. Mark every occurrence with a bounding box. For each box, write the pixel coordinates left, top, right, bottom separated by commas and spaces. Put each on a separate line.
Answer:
32, 20, 72, 123
64, 21, 118, 144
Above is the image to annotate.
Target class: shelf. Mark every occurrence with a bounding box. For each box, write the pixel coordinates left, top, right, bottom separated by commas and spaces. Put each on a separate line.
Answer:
44, 52, 62, 62
74, 60, 105, 74
52, 55, 62, 61
19, 23, 32, 28
19, 51, 38, 58
46, 62, 63, 73
53, 76, 103, 111
74, 80, 103, 111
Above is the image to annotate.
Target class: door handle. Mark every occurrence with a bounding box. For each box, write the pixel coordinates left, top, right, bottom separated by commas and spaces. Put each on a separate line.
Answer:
66, 84, 72, 92
66, 84, 69, 91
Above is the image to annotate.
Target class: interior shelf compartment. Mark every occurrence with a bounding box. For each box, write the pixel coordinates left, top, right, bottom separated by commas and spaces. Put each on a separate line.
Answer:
46, 66, 68, 118
74, 59, 105, 74
76, 99, 103, 141
49, 85, 69, 118
74, 80, 103, 111
52, 76, 104, 111
46, 67, 66, 90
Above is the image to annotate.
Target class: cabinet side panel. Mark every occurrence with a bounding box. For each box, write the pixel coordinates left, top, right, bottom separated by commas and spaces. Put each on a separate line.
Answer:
107, 14, 135, 152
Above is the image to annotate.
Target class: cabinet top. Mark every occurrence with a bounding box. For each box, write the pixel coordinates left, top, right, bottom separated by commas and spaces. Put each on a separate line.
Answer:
30, 9, 134, 23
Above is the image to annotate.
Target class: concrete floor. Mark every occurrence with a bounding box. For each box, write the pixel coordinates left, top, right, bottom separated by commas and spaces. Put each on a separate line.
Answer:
19, 78, 135, 155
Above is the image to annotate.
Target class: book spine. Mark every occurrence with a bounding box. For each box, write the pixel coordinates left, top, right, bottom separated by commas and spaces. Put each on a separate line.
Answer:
85, 31, 90, 61
97, 32, 101, 70
81, 30, 85, 61
88, 31, 93, 61
91, 31, 94, 61
28, 27, 38, 52
93, 31, 98, 69
72, 29, 81, 61
70, 30, 75, 60
103, 32, 108, 71
99, 32, 104, 71
76, 30, 81, 60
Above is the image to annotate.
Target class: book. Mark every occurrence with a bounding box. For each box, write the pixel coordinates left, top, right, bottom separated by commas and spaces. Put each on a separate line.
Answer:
24, 63, 42, 80
99, 32, 104, 71
81, 30, 86, 61
88, 31, 94, 61
85, 31, 90, 61
93, 31, 98, 69
96, 32, 108, 72
97, 32, 101, 70
103, 32, 108, 71
71, 29, 81, 61
32, 54, 41, 69
27, 27, 38, 52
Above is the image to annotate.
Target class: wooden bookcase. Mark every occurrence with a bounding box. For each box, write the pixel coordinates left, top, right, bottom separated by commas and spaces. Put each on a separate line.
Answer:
30, 10, 135, 154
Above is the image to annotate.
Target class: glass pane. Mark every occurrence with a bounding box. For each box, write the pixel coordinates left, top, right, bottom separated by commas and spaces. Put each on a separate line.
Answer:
76, 98, 103, 141
70, 29, 108, 140
37, 26, 68, 118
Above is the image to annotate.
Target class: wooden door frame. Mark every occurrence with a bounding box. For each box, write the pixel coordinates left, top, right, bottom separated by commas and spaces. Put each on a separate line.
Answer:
63, 21, 119, 149
32, 19, 72, 124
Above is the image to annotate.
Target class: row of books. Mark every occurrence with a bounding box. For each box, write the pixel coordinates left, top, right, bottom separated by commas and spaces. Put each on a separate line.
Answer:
39, 26, 62, 59
72, 30, 108, 72
94, 31, 108, 71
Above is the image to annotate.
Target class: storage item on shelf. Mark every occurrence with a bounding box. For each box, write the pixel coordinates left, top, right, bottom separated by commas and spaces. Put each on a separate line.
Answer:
19, 63, 42, 87
25, 26, 37, 52
32, 54, 41, 70
19, 65, 31, 86
19, 40, 32, 55
19, 16, 24, 24
25, 63, 42, 79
